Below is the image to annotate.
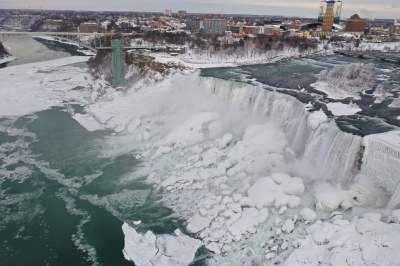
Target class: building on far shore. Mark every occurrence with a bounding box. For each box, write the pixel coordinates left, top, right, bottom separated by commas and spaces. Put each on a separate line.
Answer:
202, 18, 226, 34
345, 14, 366, 33
78, 22, 99, 33
390, 19, 400, 40
164, 9, 173, 17
178, 10, 187, 19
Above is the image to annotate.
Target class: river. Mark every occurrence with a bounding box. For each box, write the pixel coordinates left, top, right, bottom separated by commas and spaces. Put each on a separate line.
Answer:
1, 36, 71, 66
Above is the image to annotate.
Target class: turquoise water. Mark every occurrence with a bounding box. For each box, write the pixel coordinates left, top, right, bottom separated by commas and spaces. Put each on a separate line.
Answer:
0, 107, 184, 266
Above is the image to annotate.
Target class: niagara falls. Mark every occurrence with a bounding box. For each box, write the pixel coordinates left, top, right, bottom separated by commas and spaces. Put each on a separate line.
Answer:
1, 2, 400, 266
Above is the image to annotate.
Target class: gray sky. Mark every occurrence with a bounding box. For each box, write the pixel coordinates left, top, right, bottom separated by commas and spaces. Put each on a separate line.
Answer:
1, 0, 399, 19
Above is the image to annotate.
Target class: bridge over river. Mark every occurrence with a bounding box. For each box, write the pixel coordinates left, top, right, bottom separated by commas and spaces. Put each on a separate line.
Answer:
0, 31, 148, 86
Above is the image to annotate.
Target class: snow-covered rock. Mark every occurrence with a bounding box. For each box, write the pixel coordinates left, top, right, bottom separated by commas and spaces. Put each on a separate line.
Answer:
299, 208, 317, 223
248, 173, 304, 209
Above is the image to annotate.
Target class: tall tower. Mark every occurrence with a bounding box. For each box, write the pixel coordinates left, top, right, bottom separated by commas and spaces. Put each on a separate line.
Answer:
112, 39, 125, 87
322, 0, 336, 32
334, 0, 343, 23
318, 0, 325, 22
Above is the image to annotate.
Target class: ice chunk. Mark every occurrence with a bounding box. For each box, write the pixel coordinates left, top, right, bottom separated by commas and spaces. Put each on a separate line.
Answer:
314, 182, 350, 211
299, 208, 317, 223
187, 214, 212, 234
73, 113, 104, 132
282, 219, 295, 234
228, 208, 269, 241
122, 223, 202, 266
248, 174, 304, 209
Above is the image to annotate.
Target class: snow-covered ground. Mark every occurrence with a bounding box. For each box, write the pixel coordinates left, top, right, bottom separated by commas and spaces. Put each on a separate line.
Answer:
151, 45, 325, 69
2, 56, 400, 266
150, 40, 400, 69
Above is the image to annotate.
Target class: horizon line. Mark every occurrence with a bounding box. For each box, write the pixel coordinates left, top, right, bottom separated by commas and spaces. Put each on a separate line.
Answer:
0, 8, 395, 21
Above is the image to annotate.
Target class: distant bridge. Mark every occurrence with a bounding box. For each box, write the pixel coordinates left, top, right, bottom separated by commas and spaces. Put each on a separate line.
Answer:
0, 31, 133, 37
0, 31, 155, 51
97, 46, 166, 51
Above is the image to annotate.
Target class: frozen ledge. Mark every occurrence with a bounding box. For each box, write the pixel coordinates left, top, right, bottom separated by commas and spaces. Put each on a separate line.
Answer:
122, 223, 202, 266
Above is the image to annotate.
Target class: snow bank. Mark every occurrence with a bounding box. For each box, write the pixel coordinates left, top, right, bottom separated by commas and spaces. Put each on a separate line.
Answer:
151, 45, 321, 69
122, 223, 201, 266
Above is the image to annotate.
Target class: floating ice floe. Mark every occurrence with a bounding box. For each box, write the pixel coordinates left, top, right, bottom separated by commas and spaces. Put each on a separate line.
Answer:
122, 223, 202, 266
72, 113, 104, 132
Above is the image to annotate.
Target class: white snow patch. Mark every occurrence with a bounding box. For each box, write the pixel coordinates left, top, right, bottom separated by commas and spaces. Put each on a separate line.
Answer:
327, 102, 361, 116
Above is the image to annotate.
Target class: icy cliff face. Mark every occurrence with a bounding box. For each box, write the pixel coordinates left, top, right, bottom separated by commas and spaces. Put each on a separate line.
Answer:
361, 131, 400, 208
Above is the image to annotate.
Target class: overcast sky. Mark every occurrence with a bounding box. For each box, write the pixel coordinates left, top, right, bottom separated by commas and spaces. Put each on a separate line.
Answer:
1, 0, 399, 19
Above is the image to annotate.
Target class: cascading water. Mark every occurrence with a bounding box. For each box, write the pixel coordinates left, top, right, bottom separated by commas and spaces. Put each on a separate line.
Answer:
200, 76, 364, 187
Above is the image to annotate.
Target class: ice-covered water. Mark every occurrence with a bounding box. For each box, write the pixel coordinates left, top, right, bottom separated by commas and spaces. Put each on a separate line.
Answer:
1, 49, 400, 266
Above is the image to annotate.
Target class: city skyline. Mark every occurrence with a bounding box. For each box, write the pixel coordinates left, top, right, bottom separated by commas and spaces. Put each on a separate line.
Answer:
0, 0, 399, 19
